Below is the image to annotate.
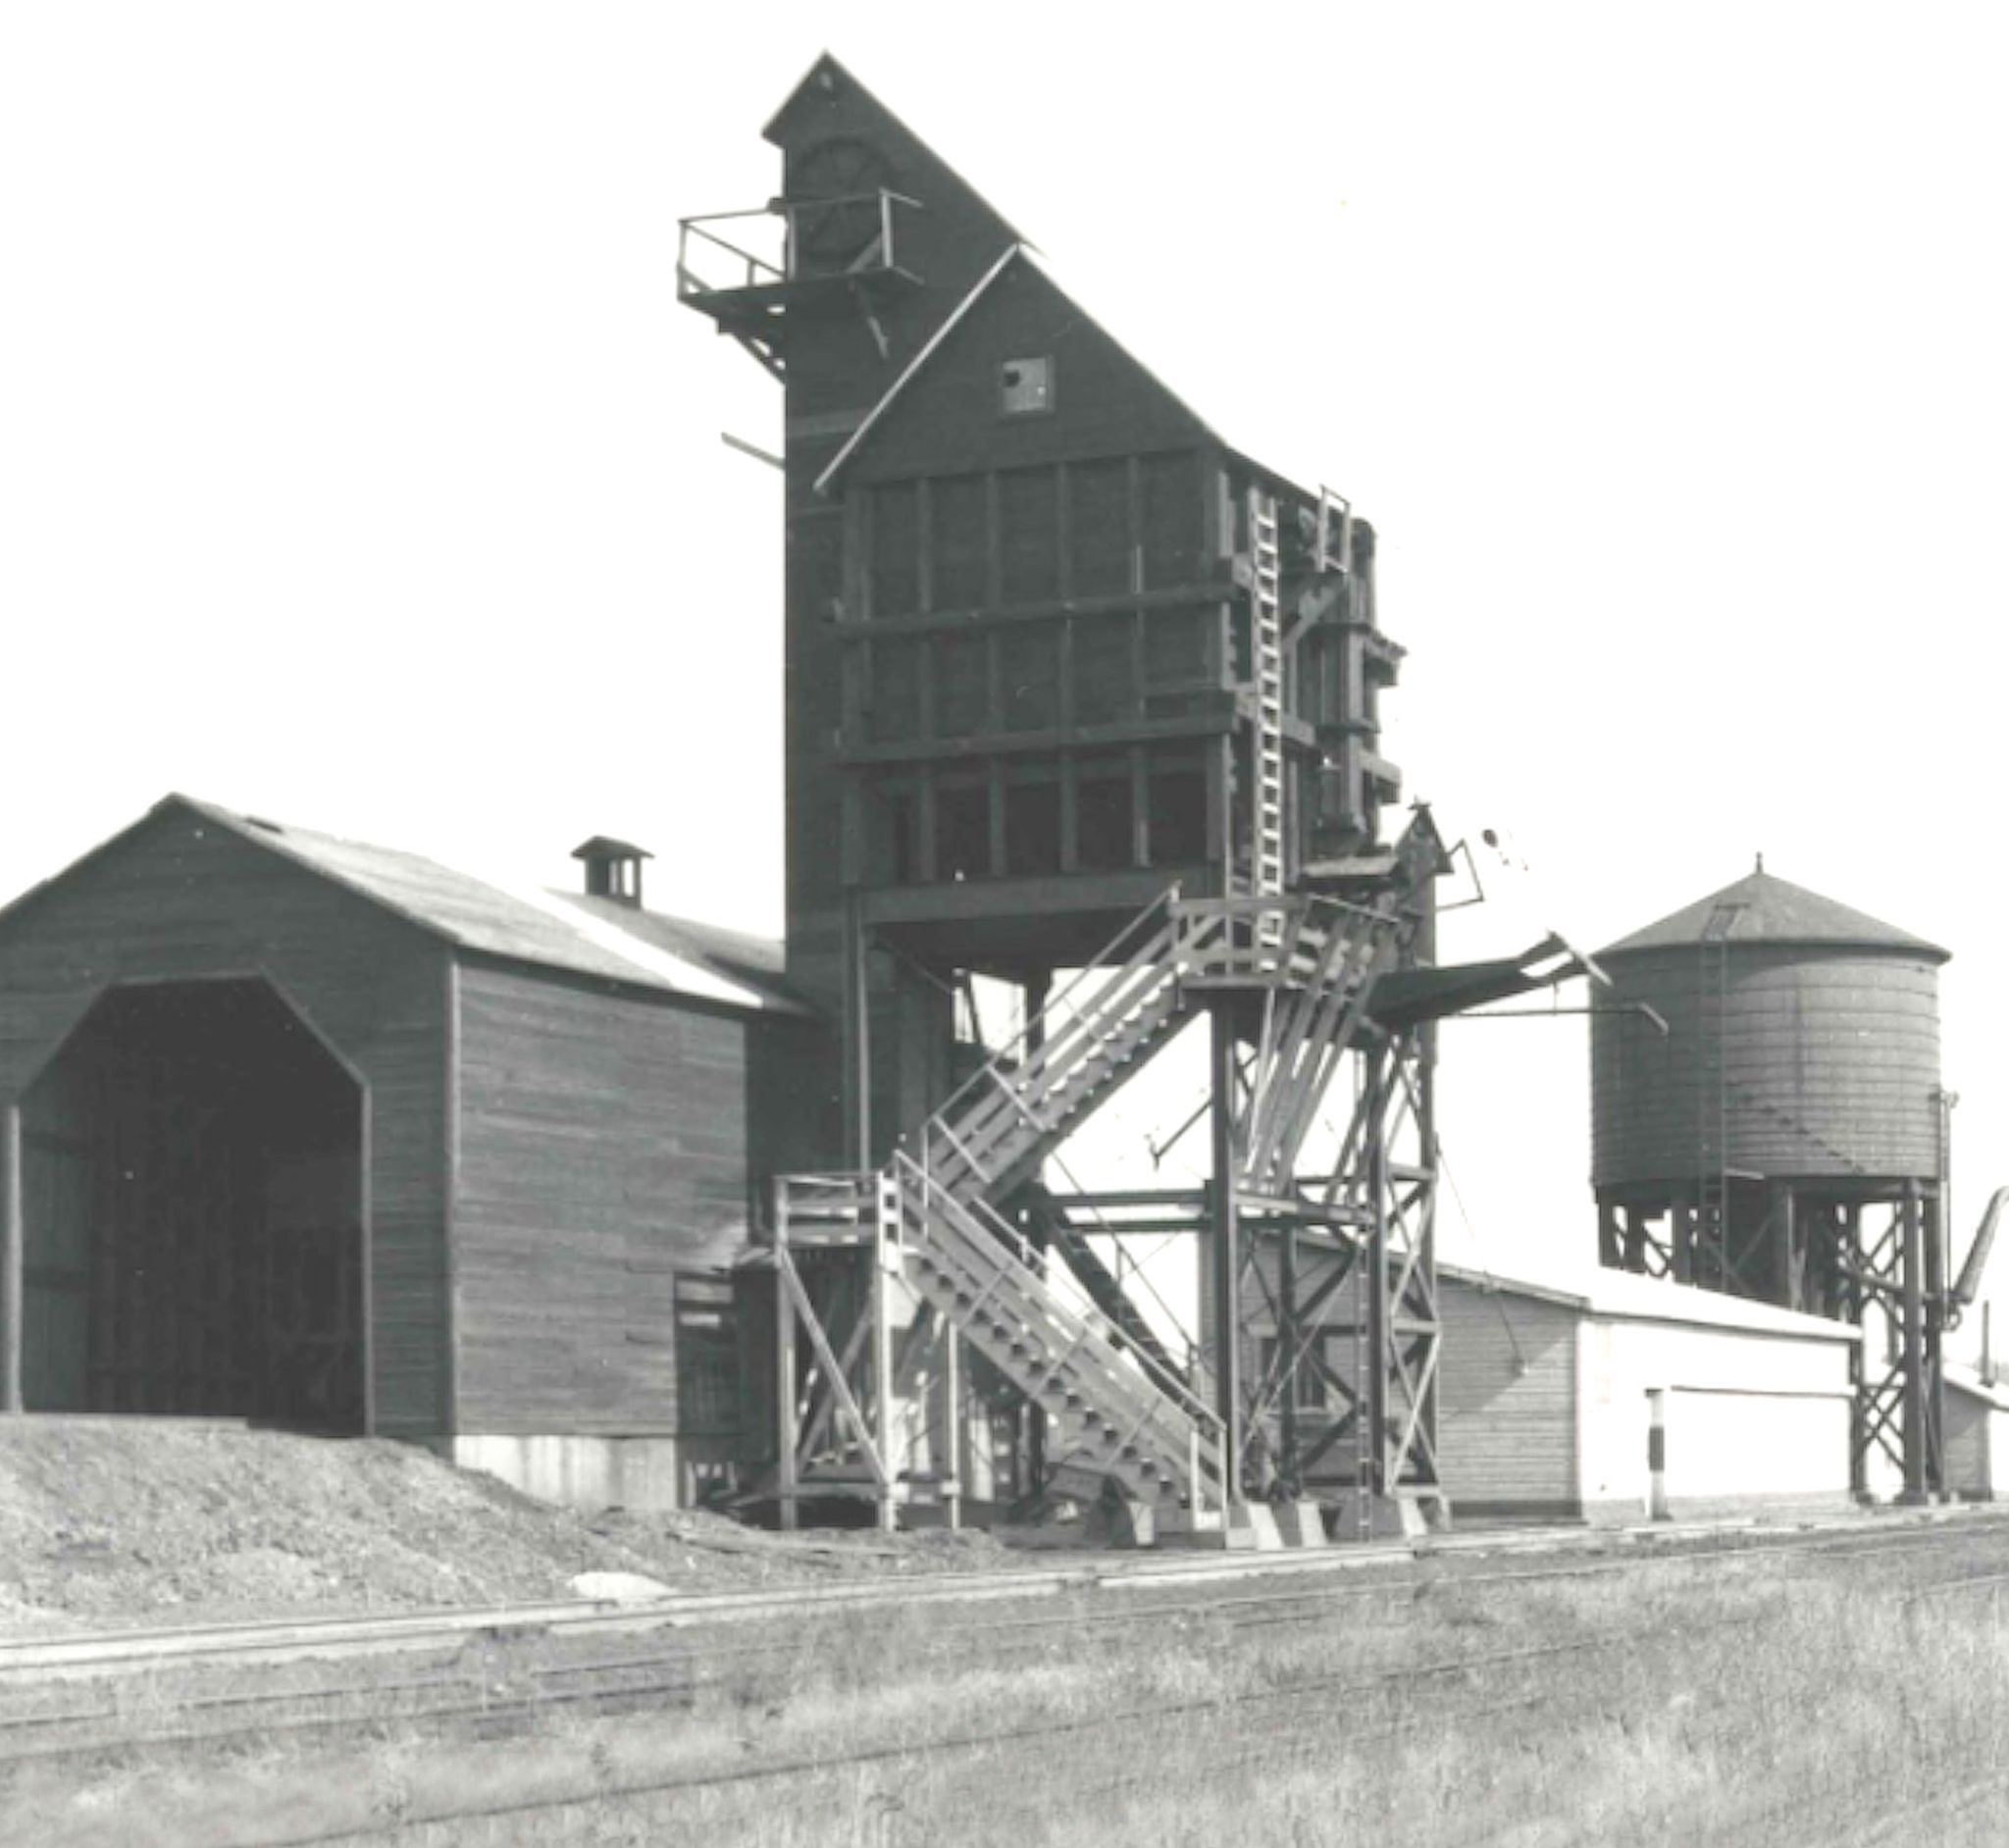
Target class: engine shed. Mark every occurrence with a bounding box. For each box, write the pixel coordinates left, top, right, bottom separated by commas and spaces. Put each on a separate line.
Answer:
0, 794, 821, 1509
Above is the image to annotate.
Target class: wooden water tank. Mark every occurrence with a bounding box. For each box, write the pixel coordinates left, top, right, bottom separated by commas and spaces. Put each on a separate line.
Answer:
1590, 868, 1948, 1188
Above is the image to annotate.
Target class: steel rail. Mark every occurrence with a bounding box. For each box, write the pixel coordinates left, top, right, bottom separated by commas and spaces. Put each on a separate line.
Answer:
7, 1514, 2004, 1785
208, 1608, 1794, 1847
4, 1503, 2003, 1688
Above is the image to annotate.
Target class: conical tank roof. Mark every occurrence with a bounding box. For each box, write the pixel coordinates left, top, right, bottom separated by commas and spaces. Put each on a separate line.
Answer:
1600, 866, 1948, 962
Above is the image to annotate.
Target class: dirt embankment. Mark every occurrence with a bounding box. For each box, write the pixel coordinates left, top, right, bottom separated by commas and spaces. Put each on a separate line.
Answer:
0, 1419, 1004, 1636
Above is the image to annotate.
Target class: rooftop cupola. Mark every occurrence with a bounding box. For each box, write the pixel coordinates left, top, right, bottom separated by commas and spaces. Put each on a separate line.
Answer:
572, 837, 652, 906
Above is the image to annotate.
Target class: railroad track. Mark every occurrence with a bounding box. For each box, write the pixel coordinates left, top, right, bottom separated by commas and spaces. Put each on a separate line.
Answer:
5, 1506, 2007, 1788
5, 1501, 2002, 1689
166, 1609, 1786, 1848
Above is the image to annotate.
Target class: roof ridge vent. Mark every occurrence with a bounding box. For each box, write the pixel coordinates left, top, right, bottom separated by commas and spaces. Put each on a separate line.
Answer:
572, 836, 652, 907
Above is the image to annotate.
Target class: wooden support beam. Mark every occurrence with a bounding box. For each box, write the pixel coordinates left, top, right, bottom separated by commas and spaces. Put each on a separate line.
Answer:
844, 895, 872, 1169
776, 1240, 798, 1532
872, 1226, 897, 1533
944, 1321, 962, 1532
778, 1248, 887, 1492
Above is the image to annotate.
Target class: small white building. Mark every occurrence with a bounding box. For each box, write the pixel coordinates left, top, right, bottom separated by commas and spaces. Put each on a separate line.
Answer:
1437, 1263, 1861, 1524
1944, 1365, 2009, 1502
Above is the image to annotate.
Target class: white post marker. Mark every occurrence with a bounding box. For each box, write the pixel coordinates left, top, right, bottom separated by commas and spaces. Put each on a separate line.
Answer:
1647, 1387, 1671, 1521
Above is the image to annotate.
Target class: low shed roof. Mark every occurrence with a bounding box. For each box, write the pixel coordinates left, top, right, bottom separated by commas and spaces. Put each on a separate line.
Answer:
1442, 1261, 1860, 1345
1945, 1364, 2009, 1412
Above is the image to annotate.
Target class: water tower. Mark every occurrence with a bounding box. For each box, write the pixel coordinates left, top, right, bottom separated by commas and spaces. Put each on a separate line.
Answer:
1589, 862, 1953, 1497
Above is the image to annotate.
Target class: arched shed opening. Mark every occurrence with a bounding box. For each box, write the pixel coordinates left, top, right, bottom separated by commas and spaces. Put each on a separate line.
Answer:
21, 977, 365, 1430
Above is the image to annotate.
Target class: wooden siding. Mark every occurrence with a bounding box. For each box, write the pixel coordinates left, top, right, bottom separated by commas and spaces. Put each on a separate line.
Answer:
452, 961, 758, 1436
848, 264, 1207, 485
1436, 1277, 1579, 1515
0, 803, 449, 1435
773, 66, 1217, 1040
774, 67, 1032, 1035
1943, 1385, 2007, 1500
1592, 947, 1942, 1185
772, 64, 1024, 427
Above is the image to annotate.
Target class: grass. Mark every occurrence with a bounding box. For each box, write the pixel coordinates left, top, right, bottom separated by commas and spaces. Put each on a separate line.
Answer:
13, 1534, 2009, 1846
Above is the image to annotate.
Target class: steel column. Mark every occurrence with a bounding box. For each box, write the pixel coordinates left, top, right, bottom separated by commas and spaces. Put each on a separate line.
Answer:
1211, 1000, 1243, 1500
1926, 1185, 1947, 1497
1900, 1183, 1927, 1503
775, 1206, 798, 1531
1278, 1222, 1299, 1483
1365, 1044, 1391, 1496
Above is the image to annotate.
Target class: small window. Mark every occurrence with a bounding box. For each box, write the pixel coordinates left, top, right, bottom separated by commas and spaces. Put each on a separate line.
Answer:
1075, 755, 1135, 870
1145, 746, 1208, 867
1003, 773, 1061, 878
937, 779, 992, 881
1000, 356, 1055, 417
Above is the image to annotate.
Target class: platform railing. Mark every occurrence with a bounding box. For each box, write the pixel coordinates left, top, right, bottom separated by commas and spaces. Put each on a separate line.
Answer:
677, 189, 923, 300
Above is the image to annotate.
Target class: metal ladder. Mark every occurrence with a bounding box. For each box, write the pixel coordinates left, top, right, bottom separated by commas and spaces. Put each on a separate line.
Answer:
1349, 1213, 1373, 1541
1695, 911, 1736, 1287
1248, 488, 1287, 903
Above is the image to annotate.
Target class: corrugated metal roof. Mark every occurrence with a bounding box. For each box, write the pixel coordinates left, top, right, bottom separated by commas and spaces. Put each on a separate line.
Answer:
553, 892, 790, 998
171, 796, 807, 1016
1440, 1260, 1860, 1344
1599, 868, 1948, 962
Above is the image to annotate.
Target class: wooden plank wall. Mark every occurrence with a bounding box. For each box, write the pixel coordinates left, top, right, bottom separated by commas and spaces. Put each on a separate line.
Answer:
1434, 1276, 1580, 1518
452, 960, 758, 1436
20, 1057, 90, 1409
1943, 1389, 1990, 1498
780, 179, 1215, 1029
848, 444, 1228, 898
0, 805, 450, 1435
1592, 947, 1943, 1185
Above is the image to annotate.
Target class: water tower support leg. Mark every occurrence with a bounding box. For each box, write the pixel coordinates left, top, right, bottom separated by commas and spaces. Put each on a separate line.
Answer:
1900, 1182, 1929, 1506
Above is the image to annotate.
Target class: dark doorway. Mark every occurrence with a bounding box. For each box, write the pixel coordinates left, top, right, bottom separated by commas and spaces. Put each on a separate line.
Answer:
21, 978, 365, 1430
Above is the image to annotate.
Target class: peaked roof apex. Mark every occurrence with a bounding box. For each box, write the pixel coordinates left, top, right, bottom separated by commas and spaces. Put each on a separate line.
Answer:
1600, 867, 1948, 962
762, 49, 853, 142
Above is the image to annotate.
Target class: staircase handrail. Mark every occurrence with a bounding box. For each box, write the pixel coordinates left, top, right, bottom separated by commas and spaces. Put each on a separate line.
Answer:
893, 1148, 1226, 1458
964, 1191, 1209, 1430
1036, 1175, 1193, 1378
923, 886, 1183, 1137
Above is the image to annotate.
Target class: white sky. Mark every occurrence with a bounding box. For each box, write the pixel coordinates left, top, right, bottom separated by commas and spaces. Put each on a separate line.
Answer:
6, 4, 2009, 1342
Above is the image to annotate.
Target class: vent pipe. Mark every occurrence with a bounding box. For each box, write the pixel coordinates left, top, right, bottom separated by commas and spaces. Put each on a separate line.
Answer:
571, 837, 652, 907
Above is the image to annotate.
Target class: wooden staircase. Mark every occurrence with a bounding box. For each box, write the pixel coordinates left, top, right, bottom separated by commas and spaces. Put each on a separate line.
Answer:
1018, 1180, 1185, 1386
774, 885, 1414, 1519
